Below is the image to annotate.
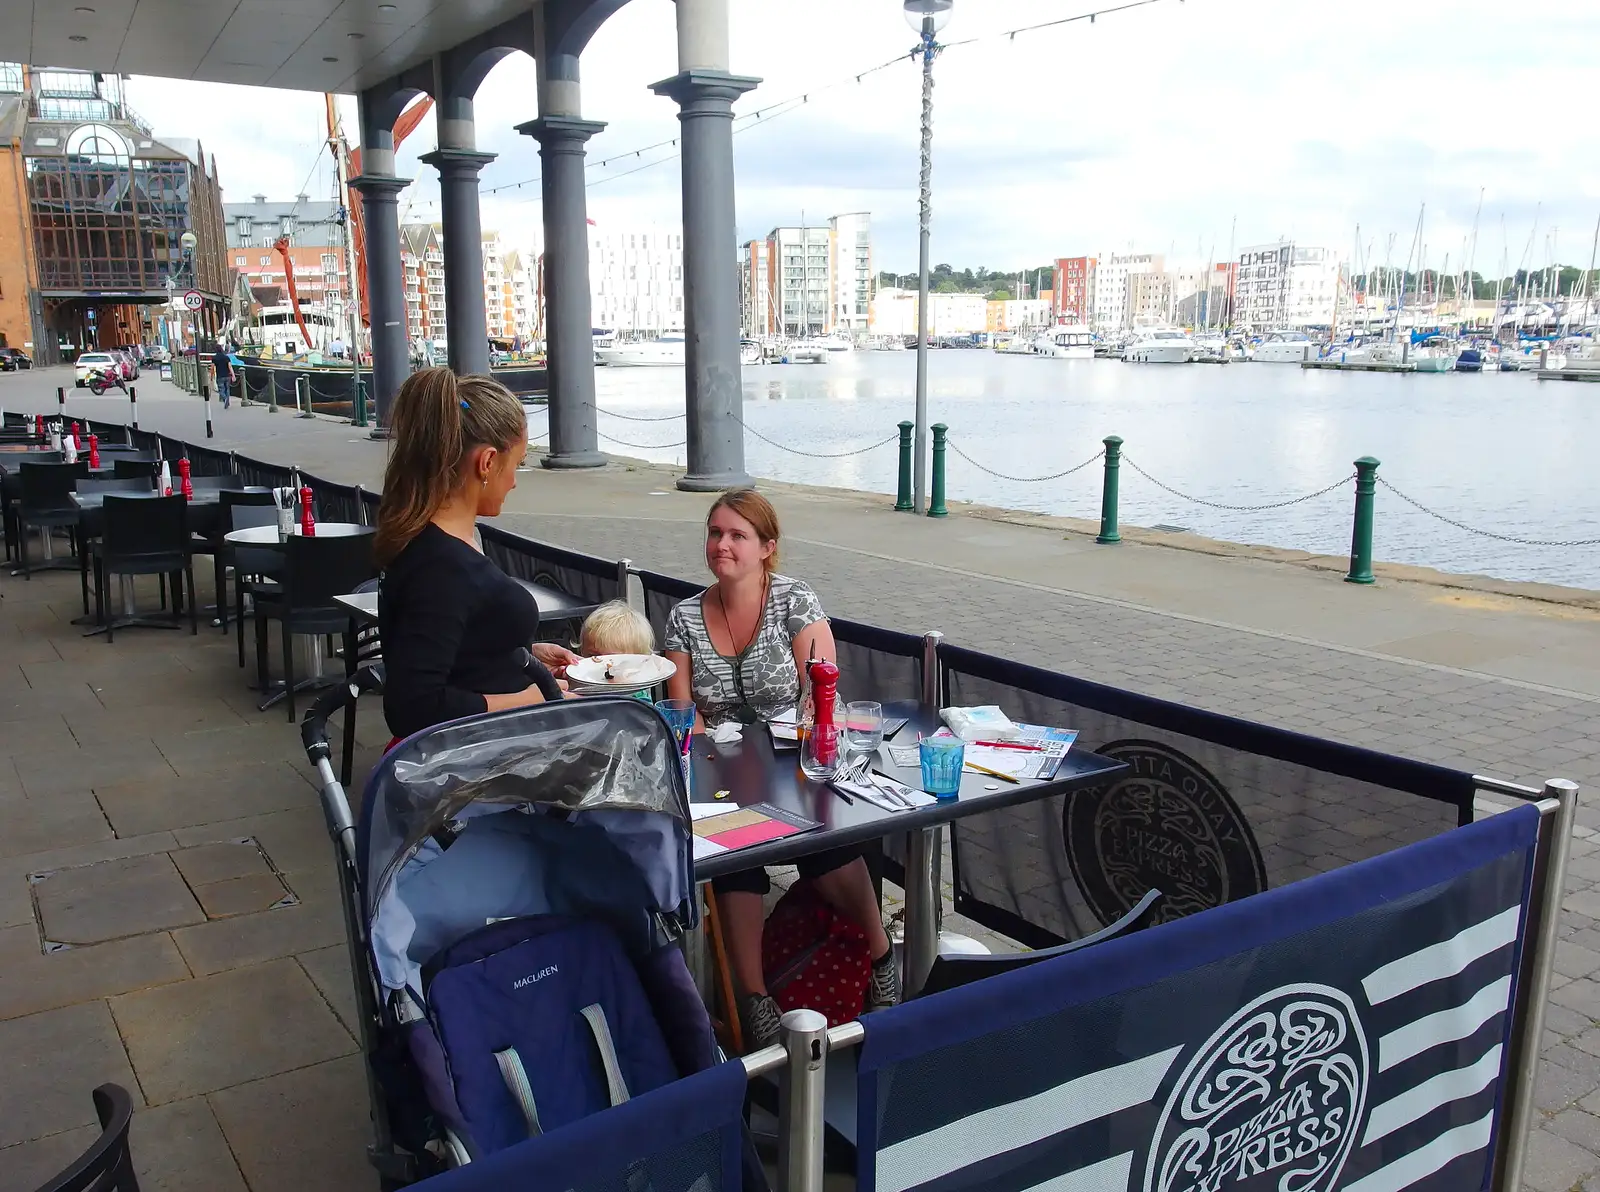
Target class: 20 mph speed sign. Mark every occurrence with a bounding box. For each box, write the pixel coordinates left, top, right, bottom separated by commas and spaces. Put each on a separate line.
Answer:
182, 290, 203, 311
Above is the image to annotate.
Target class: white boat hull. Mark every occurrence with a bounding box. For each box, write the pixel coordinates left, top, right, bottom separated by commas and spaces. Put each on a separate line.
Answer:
595, 343, 685, 367
1253, 343, 1316, 363
1124, 345, 1192, 363
1036, 343, 1094, 359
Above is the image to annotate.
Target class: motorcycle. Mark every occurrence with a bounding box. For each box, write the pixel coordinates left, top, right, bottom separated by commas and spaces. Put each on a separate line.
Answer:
85, 367, 127, 396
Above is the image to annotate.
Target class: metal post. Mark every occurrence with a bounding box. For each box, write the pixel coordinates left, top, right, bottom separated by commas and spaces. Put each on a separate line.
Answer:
201, 377, 214, 438
1346, 456, 1380, 584
920, 629, 943, 708
1496, 779, 1579, 1192
912, 16, 938, 515
56, 386, 65, 419
903, 826, 941, 997
129, 385, 138, 430
353, 380, 369, 428
928, 422, 948, 517
238, 369, 250, 407
1096, 435, 1123, 544
297, 376, 314, 419
616, 557, 634, 610
776, 1008, 828, 1192
895, 420, 914, 511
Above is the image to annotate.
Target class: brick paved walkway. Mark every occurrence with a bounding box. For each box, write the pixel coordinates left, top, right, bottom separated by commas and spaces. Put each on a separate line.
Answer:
3, 370, 1598, 1190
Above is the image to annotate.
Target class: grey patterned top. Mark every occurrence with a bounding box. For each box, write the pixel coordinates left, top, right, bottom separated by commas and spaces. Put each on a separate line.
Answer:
663, 574, 827, 727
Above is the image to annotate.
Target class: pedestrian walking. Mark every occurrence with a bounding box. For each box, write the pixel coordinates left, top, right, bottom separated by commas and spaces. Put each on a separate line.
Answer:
211, 343, 236, 409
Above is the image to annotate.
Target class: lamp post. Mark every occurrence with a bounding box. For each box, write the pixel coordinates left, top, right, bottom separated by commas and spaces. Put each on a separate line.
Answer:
179, 230, 198, 357
904, 0, 952, 515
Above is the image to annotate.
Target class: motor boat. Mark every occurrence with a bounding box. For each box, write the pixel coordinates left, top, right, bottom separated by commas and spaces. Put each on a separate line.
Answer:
1251, 330, 1318, 364
1122, 327, 1195, 363
1454, 348, 1485, 373
595, 334, 686, 367
1031, 323, 1094, 359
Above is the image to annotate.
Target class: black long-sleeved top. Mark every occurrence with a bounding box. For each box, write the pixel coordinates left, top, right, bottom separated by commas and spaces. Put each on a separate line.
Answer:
380, 523, 541, 739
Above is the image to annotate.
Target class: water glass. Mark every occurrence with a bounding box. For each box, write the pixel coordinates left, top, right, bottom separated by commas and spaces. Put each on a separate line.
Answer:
844, 701, 884, 754
919, 736, 965, 799
654, 699, 696, 748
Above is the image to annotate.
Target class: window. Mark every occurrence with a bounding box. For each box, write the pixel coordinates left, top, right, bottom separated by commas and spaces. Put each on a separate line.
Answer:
280, 214, 295, 237
260, 257, 269, 266
235, 256, 245, 267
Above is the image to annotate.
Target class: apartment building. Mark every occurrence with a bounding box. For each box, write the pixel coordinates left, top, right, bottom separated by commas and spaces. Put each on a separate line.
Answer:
504, 249, 536, 344
399, 223, 445, 344
741, 237, 775, 336
1092, 252, 1164, 330
869, 288, 987, 338
589, 225, 685, 334
1234, 242, 1342, 330
829, 213, 872, 337
1053, 256, 1097, 324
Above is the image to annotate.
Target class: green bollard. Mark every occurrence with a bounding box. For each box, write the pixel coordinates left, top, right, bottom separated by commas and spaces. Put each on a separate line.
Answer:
928, 423, 948, 518
267, 374, 279, 413
895, 420, 914, 511
1096, 435, 1123, 544
1345, 456, 1380, 584
353, 380, 369, 428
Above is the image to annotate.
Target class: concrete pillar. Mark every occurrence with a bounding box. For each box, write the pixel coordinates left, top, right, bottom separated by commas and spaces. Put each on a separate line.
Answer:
419, 92, 494, 376
651, 24, 759, 490
353, 93, 411, 433
516, 45, 603, 469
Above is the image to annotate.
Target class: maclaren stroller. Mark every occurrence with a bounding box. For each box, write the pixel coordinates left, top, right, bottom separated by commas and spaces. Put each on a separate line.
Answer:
302, 668, 743, 1187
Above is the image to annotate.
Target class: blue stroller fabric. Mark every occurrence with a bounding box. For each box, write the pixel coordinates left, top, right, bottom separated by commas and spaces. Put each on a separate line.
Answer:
425, 916, 681, 1157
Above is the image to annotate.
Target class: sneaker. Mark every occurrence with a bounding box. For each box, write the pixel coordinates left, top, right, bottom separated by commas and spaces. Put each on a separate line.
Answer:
741, 993, 783, 1051
867, 951, 900, 1011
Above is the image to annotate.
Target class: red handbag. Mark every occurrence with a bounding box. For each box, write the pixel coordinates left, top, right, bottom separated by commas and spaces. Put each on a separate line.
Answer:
761, 882, 872, 1028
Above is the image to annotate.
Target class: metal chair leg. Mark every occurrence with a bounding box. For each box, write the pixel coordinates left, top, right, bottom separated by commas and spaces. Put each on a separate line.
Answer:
281, 623, 296, 722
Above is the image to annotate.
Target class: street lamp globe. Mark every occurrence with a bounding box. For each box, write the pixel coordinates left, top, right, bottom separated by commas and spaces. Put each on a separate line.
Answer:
903, 0, 953, 33
179, 230, 197, 252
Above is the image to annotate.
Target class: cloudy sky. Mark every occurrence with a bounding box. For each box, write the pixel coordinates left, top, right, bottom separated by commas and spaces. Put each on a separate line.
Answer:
125, 0, 1600, 275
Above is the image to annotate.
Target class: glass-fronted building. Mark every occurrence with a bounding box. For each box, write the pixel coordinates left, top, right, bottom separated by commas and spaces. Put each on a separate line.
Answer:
0, 64, 228, 362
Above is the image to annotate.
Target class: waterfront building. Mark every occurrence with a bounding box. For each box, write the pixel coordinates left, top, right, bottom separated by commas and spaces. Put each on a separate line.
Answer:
589, 224, 685, 335
482, 231, 511, 342
1234, 241, 1342, 331
0, 62, 229, 361
225, 194, 349, 326
870, 287, 987, 338
1092, 252, 1164, 331
829, 212, 872, 338
741, 237, 775, 337
400, 223, 445, 345
1054, 256, 1097, 324
999, 298, 1052, 332
504, 250, 536, 345
771, 225, 832, 338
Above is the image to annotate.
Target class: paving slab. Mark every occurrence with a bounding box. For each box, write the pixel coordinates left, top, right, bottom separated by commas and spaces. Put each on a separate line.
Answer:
295, 944, 360, 1040
33, 852, 204, 945
95, 761, 316, 837
170, 881, 344, 977
0, 922, 190, 1021
192, 872, 293, 918
13, 737, 176, 800
171, 805, 337, 882
0, 1000, 141, 1149
0, 790, 113, 861
169, 840, 272, 888
209, 1055, 374, 1192
109, 958, 355, 1104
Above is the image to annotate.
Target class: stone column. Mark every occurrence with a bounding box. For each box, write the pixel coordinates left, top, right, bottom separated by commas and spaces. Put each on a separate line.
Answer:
419, 93, 494, 377
353, 94, 412, 434
652, 0, 758, 491
516, 110, 605, 469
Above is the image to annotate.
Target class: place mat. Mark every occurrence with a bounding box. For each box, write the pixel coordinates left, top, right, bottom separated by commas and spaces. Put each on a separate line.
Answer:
692, 802, 819, 862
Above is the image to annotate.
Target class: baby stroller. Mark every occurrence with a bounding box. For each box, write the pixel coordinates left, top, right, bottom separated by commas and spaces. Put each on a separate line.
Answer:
301, 664, 752, 1187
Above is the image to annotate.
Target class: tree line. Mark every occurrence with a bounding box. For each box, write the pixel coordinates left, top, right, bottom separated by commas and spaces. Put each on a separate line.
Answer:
877, 263, 1059, 301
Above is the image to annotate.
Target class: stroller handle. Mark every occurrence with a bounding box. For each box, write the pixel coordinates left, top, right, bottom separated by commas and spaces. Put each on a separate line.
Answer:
514, 648, 567, 704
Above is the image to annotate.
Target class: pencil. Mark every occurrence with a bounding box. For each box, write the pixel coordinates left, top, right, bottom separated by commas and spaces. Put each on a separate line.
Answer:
964, 761, 1020, 784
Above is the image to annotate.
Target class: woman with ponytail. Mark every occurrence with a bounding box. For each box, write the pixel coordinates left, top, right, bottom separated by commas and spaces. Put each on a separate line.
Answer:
376, 368, 577, 740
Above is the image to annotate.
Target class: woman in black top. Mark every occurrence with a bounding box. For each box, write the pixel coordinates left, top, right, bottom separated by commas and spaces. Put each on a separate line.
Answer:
375, 368, 576, 741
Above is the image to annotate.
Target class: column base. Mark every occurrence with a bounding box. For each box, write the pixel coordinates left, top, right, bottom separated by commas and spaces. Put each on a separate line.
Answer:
367, 426, 391, 441
676, 470, 753, 493
541, 450, 607, 470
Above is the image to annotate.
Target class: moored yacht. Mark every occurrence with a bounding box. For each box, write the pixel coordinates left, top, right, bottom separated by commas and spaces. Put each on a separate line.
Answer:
1122, 327, 1195, 363
1251, 330, 1317, 363
1032, 323, 1094, 359
595, 334, 686, 367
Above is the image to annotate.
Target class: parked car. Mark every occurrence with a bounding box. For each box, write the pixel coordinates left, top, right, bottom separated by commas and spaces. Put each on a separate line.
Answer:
74, 351, 119, 387
0, 347, 31, 371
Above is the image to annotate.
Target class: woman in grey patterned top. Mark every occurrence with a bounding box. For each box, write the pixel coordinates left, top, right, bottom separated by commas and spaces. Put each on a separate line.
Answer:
664, 490, 898, 1051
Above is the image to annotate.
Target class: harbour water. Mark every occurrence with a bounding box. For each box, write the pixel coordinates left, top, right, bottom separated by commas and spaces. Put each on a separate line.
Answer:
571, 352, 1600, 591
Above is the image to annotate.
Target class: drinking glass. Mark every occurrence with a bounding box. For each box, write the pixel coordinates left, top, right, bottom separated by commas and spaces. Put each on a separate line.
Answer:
844, 701, 884, 754
919, 736, 965, 799
654, 699, 696, 749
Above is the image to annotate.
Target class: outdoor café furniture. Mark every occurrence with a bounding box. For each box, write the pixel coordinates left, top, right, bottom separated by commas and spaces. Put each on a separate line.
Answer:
689, 700, 1127, 1001
90, 494, 196, 641
210, 488, 278, 632
13, 460, 87, 577
75, 478, 156, 616
32, 1083, 139, 1192
227, 505, 284, 667
226, 524, 376, 718
112, 458, 159, 480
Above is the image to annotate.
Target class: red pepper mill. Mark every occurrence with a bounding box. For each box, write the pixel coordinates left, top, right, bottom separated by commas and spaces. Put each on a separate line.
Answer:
87, 435, 100, 469
70, 422, 81, 451
33, 414, 42, 437
178, 457, 193, 501
805, 658, 841, 771
299, 486, 316, 536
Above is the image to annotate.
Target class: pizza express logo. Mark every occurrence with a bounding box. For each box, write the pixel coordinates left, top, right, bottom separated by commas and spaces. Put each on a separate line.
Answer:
1146, 985, 1369, 1192
1064, 740, 1267, 926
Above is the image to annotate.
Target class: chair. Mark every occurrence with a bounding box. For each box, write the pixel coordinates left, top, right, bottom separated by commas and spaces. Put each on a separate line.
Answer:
189, 472, 245, 491
223, 499, 283, 651
14, 461, 87, 578
337, 577, 383, 787
914, 889, 1164, 998
255, 530, 377, 720
32, 1083, 139, 1192
112, 459, 158, 481
92, 494, 196, 642
76, 479, 156, 616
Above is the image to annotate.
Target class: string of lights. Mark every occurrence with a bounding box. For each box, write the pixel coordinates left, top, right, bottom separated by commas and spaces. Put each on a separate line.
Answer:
457, 0, 1184, 203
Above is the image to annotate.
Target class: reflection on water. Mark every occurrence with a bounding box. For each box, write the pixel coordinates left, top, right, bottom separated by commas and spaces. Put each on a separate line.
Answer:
577, 353, 1600, 589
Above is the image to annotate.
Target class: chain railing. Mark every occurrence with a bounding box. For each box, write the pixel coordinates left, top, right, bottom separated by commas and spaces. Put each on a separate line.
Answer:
947, 439, 1105, 484
1377, 478, 1600, 548
1122, 456, 1356, 512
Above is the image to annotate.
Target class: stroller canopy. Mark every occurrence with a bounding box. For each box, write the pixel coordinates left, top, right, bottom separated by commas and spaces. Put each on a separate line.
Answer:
359, 698, 696, 997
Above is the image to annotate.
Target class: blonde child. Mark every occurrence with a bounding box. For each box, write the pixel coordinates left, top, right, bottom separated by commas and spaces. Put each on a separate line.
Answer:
579, 601, 655, 658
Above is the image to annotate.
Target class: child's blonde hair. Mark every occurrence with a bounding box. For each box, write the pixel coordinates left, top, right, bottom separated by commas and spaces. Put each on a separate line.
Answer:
580, 600, 656, 656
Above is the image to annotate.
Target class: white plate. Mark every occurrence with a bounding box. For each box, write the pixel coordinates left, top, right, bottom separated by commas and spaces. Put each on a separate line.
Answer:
566, 653, 677, 691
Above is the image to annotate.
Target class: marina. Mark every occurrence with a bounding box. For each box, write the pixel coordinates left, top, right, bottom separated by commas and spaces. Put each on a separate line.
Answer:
590, 349, 1600, 589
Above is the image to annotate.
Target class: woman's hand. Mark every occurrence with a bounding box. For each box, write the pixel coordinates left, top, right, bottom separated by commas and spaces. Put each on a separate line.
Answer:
528, 642, 580, 679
